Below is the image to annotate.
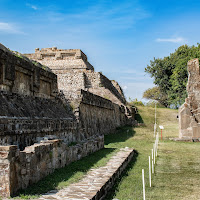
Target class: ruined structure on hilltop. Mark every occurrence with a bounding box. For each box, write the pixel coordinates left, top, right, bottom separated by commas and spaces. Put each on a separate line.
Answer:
24, 47, 126, 105
0, 44, 135, 197
179, 58, 200, 140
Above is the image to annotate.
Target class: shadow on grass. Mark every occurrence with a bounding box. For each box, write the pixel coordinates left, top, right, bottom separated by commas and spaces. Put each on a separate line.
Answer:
135, 111, 144, 124
105, 126, 136, 145
106, 150, 139, 200
14, 147, 116, 198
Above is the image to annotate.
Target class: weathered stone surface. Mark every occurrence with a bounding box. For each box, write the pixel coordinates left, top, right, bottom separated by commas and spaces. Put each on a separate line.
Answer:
0, 43, 135, 197
25, 47, 127, 105
0, 136, 104, 197
0, 44, 57, 98
179, 58, 200, 139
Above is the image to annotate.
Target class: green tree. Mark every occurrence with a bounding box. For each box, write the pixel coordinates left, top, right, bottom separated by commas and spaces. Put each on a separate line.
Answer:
128, 98, 144, 107
145, 44, 200, 107
143, 86, 168, 107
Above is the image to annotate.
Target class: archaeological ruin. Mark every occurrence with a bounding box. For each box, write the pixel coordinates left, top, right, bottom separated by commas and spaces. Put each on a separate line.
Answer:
0, 44, 135, 197
179, 58, 200, 140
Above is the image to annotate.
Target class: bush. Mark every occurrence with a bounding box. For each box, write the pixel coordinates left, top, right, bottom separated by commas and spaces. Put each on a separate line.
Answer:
145, 100, 165, 108
128, 98, 144, 107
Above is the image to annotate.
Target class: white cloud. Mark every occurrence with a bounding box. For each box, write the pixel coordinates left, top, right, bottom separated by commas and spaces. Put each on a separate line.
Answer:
156, 37, 186, 43
0, 22, 23, 34
0, 22, 14, 31
26, 3, 38, 10
44, 1, 150, 31
123, 85, 128, 90
123, 82, 155, 101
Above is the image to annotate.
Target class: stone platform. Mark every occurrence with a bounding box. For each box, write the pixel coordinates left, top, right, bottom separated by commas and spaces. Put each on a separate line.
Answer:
37, 147, 134, 200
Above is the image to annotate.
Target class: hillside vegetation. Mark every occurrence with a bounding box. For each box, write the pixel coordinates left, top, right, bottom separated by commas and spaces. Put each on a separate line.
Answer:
145, 44, 200, 107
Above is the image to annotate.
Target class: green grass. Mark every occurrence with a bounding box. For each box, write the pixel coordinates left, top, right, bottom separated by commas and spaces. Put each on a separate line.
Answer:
107, 106, 200, 200
105, 106, 158, 200
13, 105, 200, 200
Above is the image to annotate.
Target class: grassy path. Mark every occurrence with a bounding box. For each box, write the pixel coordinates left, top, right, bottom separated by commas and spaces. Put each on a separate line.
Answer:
149, 141, 200, 200
107, 106, 200, 200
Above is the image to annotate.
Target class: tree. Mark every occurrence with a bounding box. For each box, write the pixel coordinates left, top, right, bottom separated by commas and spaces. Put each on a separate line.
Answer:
143, 87, 168, 107
145, 44, 200, 108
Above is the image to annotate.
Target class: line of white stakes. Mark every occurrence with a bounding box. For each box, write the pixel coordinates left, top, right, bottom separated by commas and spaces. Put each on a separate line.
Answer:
142, 132, 159, 200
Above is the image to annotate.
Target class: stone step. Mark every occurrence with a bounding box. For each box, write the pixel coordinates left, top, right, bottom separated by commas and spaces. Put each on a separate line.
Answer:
37, 147, 134, 200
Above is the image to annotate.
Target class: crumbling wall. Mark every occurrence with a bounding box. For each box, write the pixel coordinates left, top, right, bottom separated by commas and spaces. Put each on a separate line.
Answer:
79, 90, 126, 137
0, 136, 104, 197
0, 44, 79, 150
0, 43, 135, 197
24, 48, 127, 106
0, 44, 105, 197
179, 58, 200, 139
84, 71, 126, 105
24, 48, 94, 71
0, 44, 57, 99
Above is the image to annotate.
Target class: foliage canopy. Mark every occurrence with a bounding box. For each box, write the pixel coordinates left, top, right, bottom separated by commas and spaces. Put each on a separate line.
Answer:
144, 44, 200, 108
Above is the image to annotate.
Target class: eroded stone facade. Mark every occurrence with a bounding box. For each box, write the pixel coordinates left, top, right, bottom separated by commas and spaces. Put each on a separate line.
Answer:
179, 58, 200, 139
25, 47, 127, 105
0, 44, 135, 197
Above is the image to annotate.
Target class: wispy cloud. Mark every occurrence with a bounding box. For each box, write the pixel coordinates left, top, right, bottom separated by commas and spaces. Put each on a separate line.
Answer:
123, 85, 128, 90
123, 82, 155, 100
26, 3, 38, 10
44, 1, 150, 32
0, 22, 23, 34
156, 37, 186, 43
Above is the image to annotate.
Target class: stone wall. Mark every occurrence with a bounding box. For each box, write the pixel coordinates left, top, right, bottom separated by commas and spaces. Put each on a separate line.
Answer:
0, 44, 79, 151
0, 44, 57, 99
57, 72, 85, 92
24, 48, 94, 71
0, 43, 135, 197
78, 90, 127, 137
179, 58, 200, 139
24, 48, 127, 105
0, 44, 105, 197
0, 136, 104, 197
85, 71, 126, 105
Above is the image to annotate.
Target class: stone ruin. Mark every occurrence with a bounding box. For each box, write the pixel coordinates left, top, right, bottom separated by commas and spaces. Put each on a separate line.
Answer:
179, 58, 200, 140
24, 47, 127, 105
0, 44, 135, 197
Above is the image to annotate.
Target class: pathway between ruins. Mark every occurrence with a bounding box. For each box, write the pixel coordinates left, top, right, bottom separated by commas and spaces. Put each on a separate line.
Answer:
36, 147, 134, 200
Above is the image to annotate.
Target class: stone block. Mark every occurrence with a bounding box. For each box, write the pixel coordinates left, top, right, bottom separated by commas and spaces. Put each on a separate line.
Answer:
179, 59, 200, 139
192, 126, 200, 138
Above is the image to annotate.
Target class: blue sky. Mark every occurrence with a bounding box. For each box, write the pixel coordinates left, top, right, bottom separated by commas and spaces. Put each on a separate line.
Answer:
1, 0, 200, 101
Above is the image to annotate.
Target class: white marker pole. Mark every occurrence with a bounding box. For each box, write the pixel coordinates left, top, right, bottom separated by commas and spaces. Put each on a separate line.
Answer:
142, 169, 146, 200
156, 137, 158, 157
155, 103, 156, 124
154, 103, 157, 137
154, 144, 156, 164
149, 156, 151, 187
152, 149, 154, 174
